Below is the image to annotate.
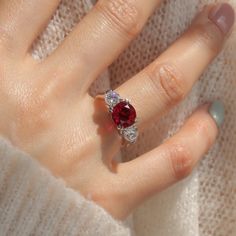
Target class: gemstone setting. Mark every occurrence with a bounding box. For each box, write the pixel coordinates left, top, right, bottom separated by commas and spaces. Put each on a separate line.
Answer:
104, 90, 138, 143
112, 101, 136, 128
122, 125, 138, 143
105, 90, 120, 107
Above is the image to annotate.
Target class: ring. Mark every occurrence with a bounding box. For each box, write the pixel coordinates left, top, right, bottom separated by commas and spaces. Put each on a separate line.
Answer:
105, 90, 138, 143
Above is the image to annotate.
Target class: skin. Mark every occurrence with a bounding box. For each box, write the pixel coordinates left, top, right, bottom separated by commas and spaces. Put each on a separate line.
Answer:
0, 0, 233, 219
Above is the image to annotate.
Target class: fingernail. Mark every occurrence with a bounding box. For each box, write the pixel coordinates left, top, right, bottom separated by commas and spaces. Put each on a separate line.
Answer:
208, 3, 235, 34
208, 100, 225, 128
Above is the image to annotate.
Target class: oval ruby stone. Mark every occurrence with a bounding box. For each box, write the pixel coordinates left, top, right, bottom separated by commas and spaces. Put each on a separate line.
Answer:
112, 101, 136, 128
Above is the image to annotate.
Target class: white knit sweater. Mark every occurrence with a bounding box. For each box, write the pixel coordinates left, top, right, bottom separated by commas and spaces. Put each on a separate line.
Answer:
0, 137, 132, 235
0, 0, 236, 235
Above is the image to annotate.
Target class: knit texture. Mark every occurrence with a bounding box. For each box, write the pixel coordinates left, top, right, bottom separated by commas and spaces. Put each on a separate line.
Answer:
0, 136, 131, 236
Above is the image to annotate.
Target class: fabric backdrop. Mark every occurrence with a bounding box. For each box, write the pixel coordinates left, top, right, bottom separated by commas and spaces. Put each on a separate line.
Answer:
32, 0, 236, 235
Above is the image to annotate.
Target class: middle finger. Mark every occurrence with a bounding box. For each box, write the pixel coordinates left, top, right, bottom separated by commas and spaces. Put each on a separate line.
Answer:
44, 0, 162, 92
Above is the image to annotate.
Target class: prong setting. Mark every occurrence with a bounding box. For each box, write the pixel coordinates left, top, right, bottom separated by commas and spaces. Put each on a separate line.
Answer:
104, 90, 138, 143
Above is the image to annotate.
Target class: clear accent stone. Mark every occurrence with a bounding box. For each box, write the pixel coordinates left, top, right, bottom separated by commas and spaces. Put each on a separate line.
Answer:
122, 125, 138, 143
105, 90, 120, 107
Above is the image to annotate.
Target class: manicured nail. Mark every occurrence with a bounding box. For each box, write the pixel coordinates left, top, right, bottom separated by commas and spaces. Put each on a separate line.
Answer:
208, 100, 225, 128
208, 3, 235, 34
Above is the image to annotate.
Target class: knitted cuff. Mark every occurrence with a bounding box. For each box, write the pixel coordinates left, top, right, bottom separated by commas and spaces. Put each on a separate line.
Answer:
0, 136, 132, 236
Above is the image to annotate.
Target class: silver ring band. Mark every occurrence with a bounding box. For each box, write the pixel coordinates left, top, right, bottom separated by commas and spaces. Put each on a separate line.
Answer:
104, 90, 138, 143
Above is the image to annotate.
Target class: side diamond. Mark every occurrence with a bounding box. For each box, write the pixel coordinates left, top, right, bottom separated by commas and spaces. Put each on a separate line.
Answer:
122, 125, 138, 143
105, 90, 120, 107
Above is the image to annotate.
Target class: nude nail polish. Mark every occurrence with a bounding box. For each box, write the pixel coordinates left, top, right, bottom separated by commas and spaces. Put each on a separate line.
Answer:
208, 3, 235, 34
208, 100, 225, 128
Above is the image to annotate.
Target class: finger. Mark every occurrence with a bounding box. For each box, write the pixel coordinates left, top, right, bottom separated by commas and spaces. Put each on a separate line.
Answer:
116, 3, 235, 129
0, 0, 60, 56
117, 101, 224, 218
44, 0, 162, 92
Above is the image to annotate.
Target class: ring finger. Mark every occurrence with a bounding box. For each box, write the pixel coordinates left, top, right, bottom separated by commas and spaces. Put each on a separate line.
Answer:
116, 3, 235, 129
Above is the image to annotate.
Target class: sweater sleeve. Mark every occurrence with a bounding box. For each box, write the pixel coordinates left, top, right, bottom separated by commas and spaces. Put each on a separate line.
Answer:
0, 136, 132, 236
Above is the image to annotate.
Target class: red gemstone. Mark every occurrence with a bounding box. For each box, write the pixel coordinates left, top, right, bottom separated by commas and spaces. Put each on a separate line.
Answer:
112, 101, 136, 128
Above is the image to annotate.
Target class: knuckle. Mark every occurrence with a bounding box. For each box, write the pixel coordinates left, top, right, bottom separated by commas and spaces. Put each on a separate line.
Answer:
190, 21, 223, 54
148, 64, 186, 106
189, 117, 216, 151
96, 0, 142, 37
0, 27, 15, 54
168, 142, 194, 180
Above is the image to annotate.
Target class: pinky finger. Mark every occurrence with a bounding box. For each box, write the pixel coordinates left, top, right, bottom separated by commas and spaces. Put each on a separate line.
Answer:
118, 100, 224, 218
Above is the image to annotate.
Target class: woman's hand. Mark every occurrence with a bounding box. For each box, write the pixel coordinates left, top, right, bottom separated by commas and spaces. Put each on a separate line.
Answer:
0, 0, 234, 219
